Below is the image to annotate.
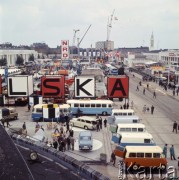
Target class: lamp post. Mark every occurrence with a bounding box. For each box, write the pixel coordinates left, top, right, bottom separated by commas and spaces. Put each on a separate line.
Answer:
77, 38, 80, 59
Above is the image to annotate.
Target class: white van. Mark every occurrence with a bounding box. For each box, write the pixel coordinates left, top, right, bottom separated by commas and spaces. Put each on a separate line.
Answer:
111, 132, 155, 147
108, 115, 140, 124
110, 123, 147, 133
112, 109, 135, 116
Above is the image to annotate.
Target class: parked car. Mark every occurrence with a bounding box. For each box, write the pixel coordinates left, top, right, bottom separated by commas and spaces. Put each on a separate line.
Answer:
79, 131, 93, 150
70, 116, 97, 130
0, 107, 18, 120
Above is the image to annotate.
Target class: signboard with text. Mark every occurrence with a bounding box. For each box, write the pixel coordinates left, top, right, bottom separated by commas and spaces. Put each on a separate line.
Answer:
7, 75, 33, 97
41, 76, 65, 98
61, 40, 69, 60
107, 76, 129, 98
74, 76, 95, 98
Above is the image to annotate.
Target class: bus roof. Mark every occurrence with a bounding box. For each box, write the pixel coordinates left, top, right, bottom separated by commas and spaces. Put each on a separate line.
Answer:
59, 104, 70, 108
119, 132, 153, 139
67, 99, 113, 104
125, 146, 162, 153
112, 109, 134, 113
117, 123, 145, 128
115, 115, 140, 119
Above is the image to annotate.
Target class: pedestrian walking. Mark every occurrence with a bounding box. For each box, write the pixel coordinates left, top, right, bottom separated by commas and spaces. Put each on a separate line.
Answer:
22, 122, 26, 130
110, 150, 116, 166
147, 84, 149, 89
170, 145, 176, 160
131, 101, 134, 109
173, 121, 177, 133
104, 119, 107, 128
69, 128, 74, 137
163, 144, 168, 158
143, 88, 145, 95
96, 121, 100, 132
53, 140, 58, 149
28, 104, 31, 112
176, 88, 179, 96
99, 117, 102, 129
153, 91, 156, 98
6, 118, 11, 128
136, 85, 139, 91
126, 102, 129, 109
173, 90, 175, 96
143, 105, 147, 113
70, 136, 75, 151
151, 105, 155, 115
66, 136, 71, 150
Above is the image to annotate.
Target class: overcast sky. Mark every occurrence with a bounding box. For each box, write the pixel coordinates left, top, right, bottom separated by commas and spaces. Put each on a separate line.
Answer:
0, 0, 179, 49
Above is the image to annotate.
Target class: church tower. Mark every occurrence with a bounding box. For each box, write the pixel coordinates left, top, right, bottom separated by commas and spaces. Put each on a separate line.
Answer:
150, 32, 154, 51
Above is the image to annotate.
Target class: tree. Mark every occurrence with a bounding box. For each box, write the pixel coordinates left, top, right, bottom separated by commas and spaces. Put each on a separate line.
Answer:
0, 57, 7, 66
29, 54, 34, 61
16, 55, 24, 65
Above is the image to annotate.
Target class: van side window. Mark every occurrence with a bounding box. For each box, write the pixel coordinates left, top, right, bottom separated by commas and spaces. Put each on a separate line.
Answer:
153, 153, 160, 158
81, 120, 85, 123
85, 104, 90, 107
96, 104, 101, 107
137, 153, 144, 158
74, 103, 79, 107
132, 128, 137, 132
36, 108, 42, 113
144, 139, 151, 143
120, 128, 126, 132
109, 104, 112, 107
102, 104, 106, 107
126, 128, 131, 132
138, 128, 144, 132
129, 153, 136, 157
80, 104, 84, 107
145, 153, 152, 158
123, 113, 127, 116
128, 113, 132, 116
133, 120, 138, 123
91, 104, 95, 108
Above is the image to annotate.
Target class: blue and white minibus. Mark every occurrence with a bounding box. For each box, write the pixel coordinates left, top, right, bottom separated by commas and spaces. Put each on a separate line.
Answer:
111, 132, 155, 148
66, 99, 113, 115
31, 104, 71, 122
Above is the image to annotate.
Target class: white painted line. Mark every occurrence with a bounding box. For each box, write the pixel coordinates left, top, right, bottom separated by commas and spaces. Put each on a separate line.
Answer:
55, 162, 68, 170
38, 154, 53, 162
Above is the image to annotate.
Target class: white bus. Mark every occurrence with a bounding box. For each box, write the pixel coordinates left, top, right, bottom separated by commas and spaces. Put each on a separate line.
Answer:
110, 123, 147, 134
111, 109, 135, 116
111, 132, 155, 148
66, 99, 113, 116
31, 104, 71, 122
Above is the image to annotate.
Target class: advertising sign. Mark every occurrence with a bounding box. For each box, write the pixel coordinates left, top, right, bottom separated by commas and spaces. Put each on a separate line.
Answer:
107, 76, 129, 98
41, 76, 65, 97
74, 76, 95, 98
61, 40, 69, 60
8, 75, 33, 97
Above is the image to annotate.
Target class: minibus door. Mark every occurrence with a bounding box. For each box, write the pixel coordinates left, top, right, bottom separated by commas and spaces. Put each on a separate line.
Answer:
114, 145, 125, 158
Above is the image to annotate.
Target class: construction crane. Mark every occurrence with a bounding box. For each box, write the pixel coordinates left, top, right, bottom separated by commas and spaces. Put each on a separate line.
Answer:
107, 9, 115, 42
106, 9, 115, 51
72, 29, 80, 46
77, 24, 92, 58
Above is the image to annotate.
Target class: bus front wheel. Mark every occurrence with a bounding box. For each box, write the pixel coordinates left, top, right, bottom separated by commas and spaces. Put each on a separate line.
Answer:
102, 112, 107, 116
